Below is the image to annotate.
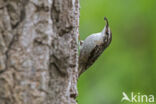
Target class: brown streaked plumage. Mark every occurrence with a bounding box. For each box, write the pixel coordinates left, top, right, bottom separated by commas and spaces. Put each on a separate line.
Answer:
79, 17, 112, 76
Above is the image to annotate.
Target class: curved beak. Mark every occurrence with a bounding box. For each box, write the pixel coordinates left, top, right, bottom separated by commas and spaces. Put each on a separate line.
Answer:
104, 17, 109, 28
104, 17, 109, 35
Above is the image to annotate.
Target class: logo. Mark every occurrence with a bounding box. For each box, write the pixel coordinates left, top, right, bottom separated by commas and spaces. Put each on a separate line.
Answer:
121, 92, 155, 103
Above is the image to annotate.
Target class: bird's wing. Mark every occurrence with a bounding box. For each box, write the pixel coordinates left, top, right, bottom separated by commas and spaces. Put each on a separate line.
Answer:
85, 44, 104, 70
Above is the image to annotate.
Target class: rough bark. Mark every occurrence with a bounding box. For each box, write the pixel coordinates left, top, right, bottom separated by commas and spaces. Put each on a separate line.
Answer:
0, 0, 79, 104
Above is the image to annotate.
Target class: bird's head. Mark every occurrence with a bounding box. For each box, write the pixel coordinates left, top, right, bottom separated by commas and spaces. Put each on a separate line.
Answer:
102, 17, 112, 46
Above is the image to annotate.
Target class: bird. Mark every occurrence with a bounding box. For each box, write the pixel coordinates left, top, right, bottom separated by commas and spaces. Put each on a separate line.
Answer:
79, 17, 112, 76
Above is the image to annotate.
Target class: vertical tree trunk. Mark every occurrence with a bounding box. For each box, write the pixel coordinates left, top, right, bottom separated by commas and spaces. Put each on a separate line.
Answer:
0, 0, 79, 104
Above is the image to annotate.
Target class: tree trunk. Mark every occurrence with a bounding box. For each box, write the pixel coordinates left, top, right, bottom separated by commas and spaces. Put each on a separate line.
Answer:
0, 0, 79, 104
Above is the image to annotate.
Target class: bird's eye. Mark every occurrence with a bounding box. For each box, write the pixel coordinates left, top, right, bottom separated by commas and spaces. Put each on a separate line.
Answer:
106, 31, 109, 35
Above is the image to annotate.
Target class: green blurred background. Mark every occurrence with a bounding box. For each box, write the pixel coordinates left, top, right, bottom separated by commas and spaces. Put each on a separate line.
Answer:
77, 0, 156, 104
